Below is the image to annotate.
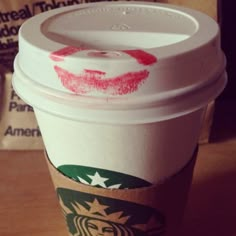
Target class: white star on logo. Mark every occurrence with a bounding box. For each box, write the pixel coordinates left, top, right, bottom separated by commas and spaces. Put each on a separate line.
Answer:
87, 172, 109, 188
108, 183, 122, 189
76, 171, 123, 189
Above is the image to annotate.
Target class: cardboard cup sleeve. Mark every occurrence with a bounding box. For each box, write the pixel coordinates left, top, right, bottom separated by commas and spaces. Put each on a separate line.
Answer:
45, 147, 198, 236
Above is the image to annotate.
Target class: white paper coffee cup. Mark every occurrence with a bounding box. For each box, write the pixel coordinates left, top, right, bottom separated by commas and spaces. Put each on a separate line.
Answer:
13, 2, 227, 187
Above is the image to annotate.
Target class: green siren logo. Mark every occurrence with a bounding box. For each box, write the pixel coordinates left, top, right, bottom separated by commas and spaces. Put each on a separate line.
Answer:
58, 165, 152, 189
57, 188, 165, 236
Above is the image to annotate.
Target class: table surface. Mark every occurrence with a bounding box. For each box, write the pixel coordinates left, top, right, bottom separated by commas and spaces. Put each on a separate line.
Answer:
0, 101, 236, 236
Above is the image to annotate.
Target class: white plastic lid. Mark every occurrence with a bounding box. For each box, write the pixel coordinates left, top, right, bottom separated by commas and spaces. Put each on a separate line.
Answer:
13, 1, 227, 124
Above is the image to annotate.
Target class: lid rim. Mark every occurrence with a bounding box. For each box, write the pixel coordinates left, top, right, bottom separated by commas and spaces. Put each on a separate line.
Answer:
14, 55, 227, 111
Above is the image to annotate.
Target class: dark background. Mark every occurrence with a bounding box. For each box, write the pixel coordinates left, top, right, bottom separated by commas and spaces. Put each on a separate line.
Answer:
220, 0, 236, 100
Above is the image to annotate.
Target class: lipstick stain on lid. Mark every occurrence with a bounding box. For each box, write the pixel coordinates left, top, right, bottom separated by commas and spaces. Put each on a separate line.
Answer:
123, 50, 157, 65
50, 46, 87, 61
50, 47, 157, 65
54, 66, 149, 95
50, 46, 157, 95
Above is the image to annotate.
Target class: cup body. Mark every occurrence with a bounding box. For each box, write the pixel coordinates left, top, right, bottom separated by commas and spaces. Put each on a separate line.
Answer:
35, 107, 203, 186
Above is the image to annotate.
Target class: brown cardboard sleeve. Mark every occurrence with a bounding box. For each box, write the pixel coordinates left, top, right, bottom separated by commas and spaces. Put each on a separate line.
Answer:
46, 148, 198, 236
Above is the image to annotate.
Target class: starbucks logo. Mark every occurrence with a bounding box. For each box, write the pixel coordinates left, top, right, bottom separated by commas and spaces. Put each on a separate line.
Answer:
57, 188, 165, 236
58, 165, 152, 189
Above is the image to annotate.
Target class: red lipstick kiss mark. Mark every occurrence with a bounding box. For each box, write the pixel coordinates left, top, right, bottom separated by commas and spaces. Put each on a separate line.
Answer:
54, 66, 149, 95
50, 46, 157, 95
50, 46, 86, 61
123, 50, 157, 65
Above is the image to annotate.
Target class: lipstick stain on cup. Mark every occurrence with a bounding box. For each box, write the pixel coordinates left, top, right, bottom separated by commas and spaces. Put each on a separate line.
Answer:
54, 66, 149, 95
50, 46, 157, 95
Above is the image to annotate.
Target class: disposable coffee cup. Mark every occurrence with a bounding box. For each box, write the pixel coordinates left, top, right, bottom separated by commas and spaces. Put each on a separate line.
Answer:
13, 2, 227, 235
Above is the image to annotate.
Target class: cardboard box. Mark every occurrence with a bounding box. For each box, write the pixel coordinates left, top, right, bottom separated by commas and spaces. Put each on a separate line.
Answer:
0, 0, 218, 149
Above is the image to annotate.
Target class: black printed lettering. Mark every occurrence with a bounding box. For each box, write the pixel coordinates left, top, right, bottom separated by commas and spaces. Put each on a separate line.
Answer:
4, 126, 41, 137
9, 102, 34, 112
34, 0, 81, 12
0, 5, 32, 24
0, 25, 21, 38
10, 90, 21, 101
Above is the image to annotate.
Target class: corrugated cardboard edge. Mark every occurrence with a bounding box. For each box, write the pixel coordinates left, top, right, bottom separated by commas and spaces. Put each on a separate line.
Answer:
199, 101, 215, 144
168, 0, 218, 144
168, 0, 217, 20
46, 147, 198, 235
